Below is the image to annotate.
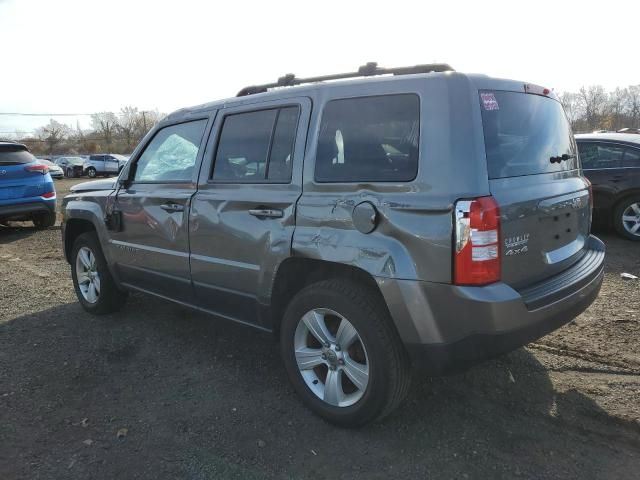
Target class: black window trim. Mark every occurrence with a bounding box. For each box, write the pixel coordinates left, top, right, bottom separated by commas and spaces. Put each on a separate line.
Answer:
208, 103, 302, 185
578, 140, 640, 171
129, 116, 211, 185
312, 92, 421, 184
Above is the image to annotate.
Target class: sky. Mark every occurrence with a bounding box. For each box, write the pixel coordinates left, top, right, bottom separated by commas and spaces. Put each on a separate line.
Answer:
0, 0, 638, 135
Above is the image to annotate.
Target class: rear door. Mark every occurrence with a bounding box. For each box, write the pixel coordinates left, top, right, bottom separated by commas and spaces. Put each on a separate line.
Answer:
109, 117, 211, 301
579, 141, 639, 213
190, 98, 310, 327
479, 90, 591, 289
105, 155, 120, 174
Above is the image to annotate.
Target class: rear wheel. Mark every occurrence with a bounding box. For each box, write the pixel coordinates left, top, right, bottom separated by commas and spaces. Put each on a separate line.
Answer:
280, 279, 411, 427
614, 196, 640, 241
33, 211, 56, 228
71, 232, 127, 314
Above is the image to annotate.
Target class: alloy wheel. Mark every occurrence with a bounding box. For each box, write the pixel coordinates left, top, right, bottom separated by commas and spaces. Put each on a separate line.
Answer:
622, 202, 640, 237
293, 308, 369, 407
75, 246, 100, 303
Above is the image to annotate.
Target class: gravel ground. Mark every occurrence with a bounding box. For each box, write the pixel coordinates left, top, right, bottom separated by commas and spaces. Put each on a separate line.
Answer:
1, 178, 639, 479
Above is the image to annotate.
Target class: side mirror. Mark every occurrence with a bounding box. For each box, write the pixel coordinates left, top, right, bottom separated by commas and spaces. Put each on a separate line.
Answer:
118, 163, 135, 189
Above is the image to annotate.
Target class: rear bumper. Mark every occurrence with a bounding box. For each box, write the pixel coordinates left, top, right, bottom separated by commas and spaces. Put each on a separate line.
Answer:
378, 235, 605, 374
0, 199, 56, 221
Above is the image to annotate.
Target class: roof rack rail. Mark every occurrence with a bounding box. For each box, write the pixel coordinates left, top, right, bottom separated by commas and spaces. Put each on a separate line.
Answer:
236, 62, 454, 97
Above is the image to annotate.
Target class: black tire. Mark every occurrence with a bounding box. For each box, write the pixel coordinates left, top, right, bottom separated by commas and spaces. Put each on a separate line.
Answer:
33, 211, 56, 229
71, 231, 127, 314
87, 167, 97, 178
613, 196, 640, 241
280, 278, 411, 427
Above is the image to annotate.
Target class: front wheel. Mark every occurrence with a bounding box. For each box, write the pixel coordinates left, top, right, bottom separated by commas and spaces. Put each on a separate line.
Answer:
86, 167, 97, 178
71, 232, 127, 314
280, 279, 411, 427
613, 196, 640, 241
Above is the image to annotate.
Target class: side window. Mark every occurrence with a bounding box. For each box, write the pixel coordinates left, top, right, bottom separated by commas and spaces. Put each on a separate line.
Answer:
89, 155, 99, 161
267, 107, 299, 181
212, 106, 300, 183
594, 143, 624, 169
578, 143, 597, 169
134, 119, 207, 182
622, 148, 640, 168
315, 94, 420, 182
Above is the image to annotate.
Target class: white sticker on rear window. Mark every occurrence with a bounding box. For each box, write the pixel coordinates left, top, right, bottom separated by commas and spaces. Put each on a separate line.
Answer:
481, 93, 499, 111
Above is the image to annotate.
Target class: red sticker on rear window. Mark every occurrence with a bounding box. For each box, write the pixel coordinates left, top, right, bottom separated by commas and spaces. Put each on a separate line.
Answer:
481, 93, 499, 111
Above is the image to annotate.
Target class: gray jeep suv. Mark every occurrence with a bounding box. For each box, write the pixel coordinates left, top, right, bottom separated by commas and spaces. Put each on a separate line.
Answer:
61, 63, 605, 426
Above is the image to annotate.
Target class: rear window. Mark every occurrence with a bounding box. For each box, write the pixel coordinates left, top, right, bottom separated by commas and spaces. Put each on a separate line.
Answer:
0, 147, 35, 165
480, 91, 577, 179
315, 94, 419, 182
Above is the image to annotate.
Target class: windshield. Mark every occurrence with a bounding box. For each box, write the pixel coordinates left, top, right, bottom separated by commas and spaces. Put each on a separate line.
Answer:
480, 91, 578, 179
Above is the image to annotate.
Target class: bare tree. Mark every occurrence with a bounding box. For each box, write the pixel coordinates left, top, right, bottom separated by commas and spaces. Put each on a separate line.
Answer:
560, 92, 581, 129
35, 119, 72, 155
91, 112, 118, 152
117, 106, 141, 150
578, 85, 607, 131
606, 87, 628, 131
627, 85, 640, 129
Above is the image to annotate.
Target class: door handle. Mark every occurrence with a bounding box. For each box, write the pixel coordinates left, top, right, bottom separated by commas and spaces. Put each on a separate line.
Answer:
160, 203, 185, 213
249, 208, 283, 218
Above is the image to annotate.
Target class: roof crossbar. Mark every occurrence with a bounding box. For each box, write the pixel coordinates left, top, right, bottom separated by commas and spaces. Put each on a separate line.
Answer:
236, 62, 454, 96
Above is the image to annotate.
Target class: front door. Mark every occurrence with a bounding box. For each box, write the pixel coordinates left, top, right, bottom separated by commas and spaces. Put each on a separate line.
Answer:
109, 117, 211, 302
190, 99, 310, 327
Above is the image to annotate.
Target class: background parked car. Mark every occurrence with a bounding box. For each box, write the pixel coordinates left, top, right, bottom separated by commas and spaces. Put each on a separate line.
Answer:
576, 133, 640, 240
84, 154, 128, 178
0, 142, 56, 228
37, 159, 64, 179
55, 156, 86, 178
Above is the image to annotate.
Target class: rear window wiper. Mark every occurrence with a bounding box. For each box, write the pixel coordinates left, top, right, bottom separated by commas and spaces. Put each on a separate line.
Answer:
550, 153, 576, 164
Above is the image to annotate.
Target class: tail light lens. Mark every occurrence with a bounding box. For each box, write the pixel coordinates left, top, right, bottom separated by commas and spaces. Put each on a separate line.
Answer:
25, 164, 49, 175
454, 196, 501, 285
41, 191, 56, 199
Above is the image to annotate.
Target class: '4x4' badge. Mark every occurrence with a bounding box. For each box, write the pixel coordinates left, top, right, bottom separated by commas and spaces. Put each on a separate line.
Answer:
504, 233, 530, 256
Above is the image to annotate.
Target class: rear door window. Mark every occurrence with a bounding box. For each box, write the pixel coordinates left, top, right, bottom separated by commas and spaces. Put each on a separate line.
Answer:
314, 94, 420, 183
622, 147, 640, 168
480, 91, 577, 178
579, 143, 624, 169
212, 106, 300, 183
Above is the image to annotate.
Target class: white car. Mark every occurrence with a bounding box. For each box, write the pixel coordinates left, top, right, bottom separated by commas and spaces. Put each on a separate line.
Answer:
84, 154, 128, 178
37, 159, 64, 178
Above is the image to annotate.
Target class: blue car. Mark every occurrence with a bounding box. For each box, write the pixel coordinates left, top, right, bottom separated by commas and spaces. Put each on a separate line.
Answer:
0, 142, 57, 228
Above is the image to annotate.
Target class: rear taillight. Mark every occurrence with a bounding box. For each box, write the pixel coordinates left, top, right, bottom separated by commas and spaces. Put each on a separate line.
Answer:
41, 191, 56, 199
454, 196, 501, 285
25, 164, 49, 175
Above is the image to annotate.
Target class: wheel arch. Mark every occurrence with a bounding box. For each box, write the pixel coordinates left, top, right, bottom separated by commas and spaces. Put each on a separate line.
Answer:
613, 189, 640, 210
268, 257, 391, 334
64, 218, 97, 262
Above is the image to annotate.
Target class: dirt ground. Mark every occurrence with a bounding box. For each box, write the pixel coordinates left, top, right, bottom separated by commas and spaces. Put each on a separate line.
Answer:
1, 178, 639, 479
